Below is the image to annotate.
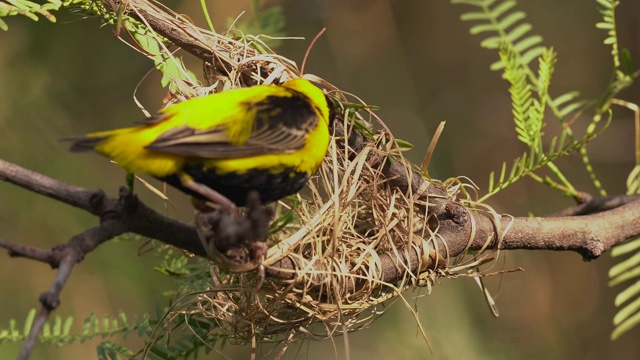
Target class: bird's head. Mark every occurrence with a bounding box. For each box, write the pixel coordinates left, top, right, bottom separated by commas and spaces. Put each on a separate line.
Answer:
282, 78, 336, 129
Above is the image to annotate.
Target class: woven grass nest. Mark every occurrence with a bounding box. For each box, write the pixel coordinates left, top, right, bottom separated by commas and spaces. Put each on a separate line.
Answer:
113, 0, 499, 349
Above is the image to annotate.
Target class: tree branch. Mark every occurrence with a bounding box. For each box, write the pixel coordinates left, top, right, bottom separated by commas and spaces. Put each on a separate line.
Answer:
0, 159, 205, 257
0, 157, 211, 358
15, 223, 126, 360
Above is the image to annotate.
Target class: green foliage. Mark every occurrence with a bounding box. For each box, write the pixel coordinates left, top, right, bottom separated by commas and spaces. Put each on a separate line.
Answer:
456, 0, 640, 342
595, 0, 640, 342
0, 0, 79, 31
139, 312, 226, 360
610, 105, 640, 340
153, 246, 194, 278
134, 29, 198, 93
452, 0, 638, 202
596, 0, 621, 68
96, 341, 134, 360
482, 44, 614, 201
627, 165, 640, 195
610, 237, 640, 340
594, 0, 634, 114
455, 1, 640, 339
143, 246, 224, 358
268, 197, 302, 236
453, 0, 582, 200
0, 243, 220, 357
501, 46, 555, 151
152, 245, 216, 299
451, 0, 544, 71
79, 0, 198, 96
0, 309, 150, 347
91, 306, 224, 360
0, 309, 75, 346
226, 0, 286, 50
483, 112, 610, 202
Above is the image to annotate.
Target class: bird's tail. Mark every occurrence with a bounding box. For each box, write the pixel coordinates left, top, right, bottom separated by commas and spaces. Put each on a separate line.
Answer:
64, 135, 109, 152
62, 127, 137, 153
63, 127, 181, 177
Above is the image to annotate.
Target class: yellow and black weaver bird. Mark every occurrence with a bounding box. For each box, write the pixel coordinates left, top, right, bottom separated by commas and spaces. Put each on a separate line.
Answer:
68, 78, 335, 209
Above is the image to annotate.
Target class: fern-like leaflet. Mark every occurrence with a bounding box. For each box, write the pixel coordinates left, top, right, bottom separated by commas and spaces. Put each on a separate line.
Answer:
482, 117, 608, 203
594, 0, 640, 342
452, 0, 620, 201
0, 0, 78, 31
452, 0, 585, 120
0, 309, 153, 349
609, 234, 640, 341
609, 100, 640, 340
596, 0, 620, 68
452, 0, 542, 70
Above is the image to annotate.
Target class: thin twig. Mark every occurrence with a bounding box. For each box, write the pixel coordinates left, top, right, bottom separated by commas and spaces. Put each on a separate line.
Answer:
17, 223, 126, 360
0, 238, 56, 264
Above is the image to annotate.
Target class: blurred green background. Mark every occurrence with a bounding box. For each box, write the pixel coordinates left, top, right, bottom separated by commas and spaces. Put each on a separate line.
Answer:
1, 0, 639, 359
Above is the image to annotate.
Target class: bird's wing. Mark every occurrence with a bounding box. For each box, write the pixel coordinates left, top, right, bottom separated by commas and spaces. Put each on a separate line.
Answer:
144, 93, 319, 159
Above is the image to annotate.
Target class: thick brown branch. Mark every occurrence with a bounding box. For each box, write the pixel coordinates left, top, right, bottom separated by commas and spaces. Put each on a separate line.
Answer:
0, 159, 206, 257
497, 199, 640, 259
